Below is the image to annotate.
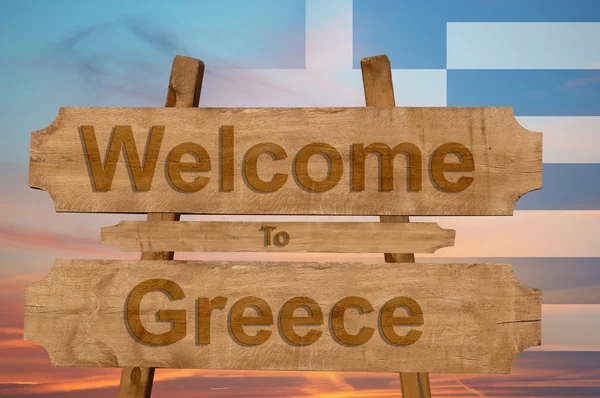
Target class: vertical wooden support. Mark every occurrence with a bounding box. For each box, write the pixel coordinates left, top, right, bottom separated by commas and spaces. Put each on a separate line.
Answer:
117, 56, 204, 398
360, 55, 432, 398
400, 372, 432, 398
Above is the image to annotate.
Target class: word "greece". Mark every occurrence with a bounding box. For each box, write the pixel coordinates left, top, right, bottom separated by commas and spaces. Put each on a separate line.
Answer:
125, 279, 424, 347
81, 125, 475, 193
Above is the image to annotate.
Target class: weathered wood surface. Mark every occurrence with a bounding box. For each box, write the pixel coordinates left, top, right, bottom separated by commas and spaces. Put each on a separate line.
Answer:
101, 221, 455, 253
29, 106, 542, 215
24, 260, 541, 374
362, 54, 431, 397
118, 55, 204, 398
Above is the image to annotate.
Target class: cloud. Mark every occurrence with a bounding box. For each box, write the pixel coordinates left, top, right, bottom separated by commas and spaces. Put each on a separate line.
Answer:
454, 378, 489, 397
1, 355, 599, 397
560, 72, 600, 89
0, 223, 116, 257
0, 274, 43, 296
543, 284, 600, 304
128, 20, 188, 59
24, 15, 306, 106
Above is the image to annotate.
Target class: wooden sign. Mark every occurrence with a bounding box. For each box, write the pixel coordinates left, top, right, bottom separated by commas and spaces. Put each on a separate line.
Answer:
24, 260, 541, 374
101, 221, 455, 253
29, 106, 541, 215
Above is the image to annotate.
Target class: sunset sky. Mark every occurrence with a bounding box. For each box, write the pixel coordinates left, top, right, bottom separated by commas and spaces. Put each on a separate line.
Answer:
1, 0, 600, 396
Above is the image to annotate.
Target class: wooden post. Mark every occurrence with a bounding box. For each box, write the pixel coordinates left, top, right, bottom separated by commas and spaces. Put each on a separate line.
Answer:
117, 55, 204, 398
360, 55, 432, 398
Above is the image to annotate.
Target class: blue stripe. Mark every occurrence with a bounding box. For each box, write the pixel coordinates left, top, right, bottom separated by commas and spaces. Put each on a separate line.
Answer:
447, 70, 600, 116
517, 164, 600, 210
420, 258, 600, 304
468, 352, 600, 394
353, 0, 600, 69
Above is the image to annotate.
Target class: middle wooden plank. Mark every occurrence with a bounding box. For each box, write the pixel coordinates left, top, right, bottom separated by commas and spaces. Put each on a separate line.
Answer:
101, 221, 455, 253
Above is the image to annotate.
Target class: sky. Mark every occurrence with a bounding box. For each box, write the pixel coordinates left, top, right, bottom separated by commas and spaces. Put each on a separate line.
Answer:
1, 0, 599, 396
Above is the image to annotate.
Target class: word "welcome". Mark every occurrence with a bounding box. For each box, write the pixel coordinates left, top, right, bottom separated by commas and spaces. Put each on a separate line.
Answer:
82, 125, 475, 194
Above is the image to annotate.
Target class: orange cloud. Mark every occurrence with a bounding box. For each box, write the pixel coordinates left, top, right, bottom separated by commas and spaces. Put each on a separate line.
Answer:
0, 224, 117, 257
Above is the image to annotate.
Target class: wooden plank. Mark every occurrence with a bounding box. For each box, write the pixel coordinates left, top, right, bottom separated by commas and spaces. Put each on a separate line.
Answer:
24, 260, 541, 374
361, 54, 429, 397
29, 106, 542, 215
101, 221, 455, 253
118, 55, 204, 398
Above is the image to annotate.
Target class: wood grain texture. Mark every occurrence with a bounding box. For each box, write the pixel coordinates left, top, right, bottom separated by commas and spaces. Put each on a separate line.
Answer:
101, 221, 455, 253
29, 107, 542, 215
24, 260, 541, 374
118, 55, 204, 398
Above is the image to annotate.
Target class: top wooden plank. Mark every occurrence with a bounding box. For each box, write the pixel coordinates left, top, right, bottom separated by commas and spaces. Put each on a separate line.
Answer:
29, 107, 541, 215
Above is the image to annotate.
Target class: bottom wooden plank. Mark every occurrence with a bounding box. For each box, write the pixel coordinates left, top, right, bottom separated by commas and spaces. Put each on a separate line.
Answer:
24, 260, 541, 374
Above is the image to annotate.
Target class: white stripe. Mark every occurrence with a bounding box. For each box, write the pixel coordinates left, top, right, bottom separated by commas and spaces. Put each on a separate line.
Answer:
447, 22, 600, 69
531, 304, 600, 351
392, 70, 447, 106
516, 117, 600, 163
416, 211, 600, 258
305, 0, 353, 70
